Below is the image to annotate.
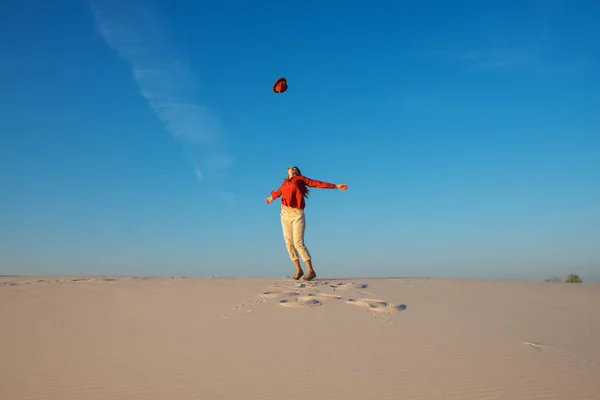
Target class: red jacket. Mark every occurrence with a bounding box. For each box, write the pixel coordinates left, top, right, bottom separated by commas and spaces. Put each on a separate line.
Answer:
271, 175, 336, 209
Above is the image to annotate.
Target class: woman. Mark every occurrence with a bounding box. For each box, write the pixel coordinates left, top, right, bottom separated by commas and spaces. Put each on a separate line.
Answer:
266, 166, 348, 281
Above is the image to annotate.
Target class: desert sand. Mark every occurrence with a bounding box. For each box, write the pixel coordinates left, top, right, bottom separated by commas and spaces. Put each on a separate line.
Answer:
1, 275, 599, 399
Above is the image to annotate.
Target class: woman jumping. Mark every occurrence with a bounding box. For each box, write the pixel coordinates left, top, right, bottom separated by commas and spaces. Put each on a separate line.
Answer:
266, 166, 348, 281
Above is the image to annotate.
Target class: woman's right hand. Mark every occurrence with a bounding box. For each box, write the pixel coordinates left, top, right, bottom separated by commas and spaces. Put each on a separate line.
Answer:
335, 184, 348, 191
265, 196, 273, 204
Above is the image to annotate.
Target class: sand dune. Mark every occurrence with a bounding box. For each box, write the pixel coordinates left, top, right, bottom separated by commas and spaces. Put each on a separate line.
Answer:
1, 275, 599, 399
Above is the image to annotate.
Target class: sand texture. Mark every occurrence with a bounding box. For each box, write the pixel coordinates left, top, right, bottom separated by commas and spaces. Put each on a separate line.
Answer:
1, 276, 599, 399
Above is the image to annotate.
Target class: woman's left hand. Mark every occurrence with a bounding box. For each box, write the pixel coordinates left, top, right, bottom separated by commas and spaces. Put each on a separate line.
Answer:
335, 184, 348, 191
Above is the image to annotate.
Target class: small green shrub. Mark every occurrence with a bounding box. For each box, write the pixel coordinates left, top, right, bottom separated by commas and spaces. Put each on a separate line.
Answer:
565, 274, 582, 283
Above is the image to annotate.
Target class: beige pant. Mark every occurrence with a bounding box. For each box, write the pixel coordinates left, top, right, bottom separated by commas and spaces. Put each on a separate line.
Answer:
280, 205, 312, 262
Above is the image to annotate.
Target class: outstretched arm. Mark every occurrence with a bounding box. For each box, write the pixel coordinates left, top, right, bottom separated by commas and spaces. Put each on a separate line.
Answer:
300, 176, 348, 191
266, 185, 283, 204
270, 186, 282, 199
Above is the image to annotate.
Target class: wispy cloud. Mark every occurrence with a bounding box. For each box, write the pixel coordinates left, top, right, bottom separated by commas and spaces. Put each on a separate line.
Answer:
432, 46, 581, 76
88, 0, 233, 182
424, 0, 587, 77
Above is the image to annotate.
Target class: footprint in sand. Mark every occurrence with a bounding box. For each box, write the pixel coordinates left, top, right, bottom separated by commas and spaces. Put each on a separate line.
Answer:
258, 282, 346, 308
226, 293, 269, 318
269, 281, 307, 291
227, 279, 405, 323
523, 341, 545, 350
259, 291, 298, 299
344, 297, 407, 325
332, 282, 369, 291
311, 292, 342, 300
279, 296, 322, 308
345, 298, 407, 313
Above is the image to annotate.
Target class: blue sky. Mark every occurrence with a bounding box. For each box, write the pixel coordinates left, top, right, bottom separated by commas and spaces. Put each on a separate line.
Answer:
1, 0, 598, 281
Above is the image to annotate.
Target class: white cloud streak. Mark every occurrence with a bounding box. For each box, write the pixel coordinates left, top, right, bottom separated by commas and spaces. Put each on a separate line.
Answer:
88, 0, 233, 182
423, 0, 586, 77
